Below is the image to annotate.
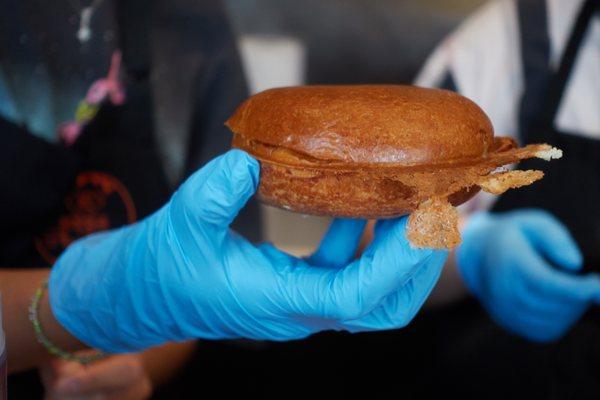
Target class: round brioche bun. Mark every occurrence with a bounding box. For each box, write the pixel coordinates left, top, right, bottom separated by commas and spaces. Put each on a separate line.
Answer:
227, 85, 557, 248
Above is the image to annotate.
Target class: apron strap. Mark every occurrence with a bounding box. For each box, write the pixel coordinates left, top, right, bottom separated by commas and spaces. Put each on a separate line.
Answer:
540, 0, 598, 127
116, 0, 157, 82
516, 0, 552, 141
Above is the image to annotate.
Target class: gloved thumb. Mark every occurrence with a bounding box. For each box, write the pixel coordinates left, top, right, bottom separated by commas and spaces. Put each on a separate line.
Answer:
173, 149, 259, 229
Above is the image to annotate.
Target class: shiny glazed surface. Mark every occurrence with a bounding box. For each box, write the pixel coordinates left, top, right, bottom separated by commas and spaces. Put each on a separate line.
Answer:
227, 85, 495, 166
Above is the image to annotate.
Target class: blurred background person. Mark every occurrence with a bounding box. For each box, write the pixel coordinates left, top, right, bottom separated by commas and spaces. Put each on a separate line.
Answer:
416, 0, 600, 397
1, 0, 259, 398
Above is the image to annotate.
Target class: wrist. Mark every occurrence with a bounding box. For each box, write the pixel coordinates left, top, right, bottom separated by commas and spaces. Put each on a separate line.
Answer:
48, 223, 158, 353
32, 280, 100, 363
48, 206, 197, 353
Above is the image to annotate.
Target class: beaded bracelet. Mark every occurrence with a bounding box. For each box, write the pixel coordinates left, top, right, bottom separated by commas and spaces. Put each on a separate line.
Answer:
29, 280, 105, 365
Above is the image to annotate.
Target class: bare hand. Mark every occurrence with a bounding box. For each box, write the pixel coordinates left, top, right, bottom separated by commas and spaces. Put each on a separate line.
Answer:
40, 352, 152, 400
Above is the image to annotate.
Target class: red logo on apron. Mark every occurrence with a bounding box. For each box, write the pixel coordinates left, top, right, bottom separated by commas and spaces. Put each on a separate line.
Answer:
35, 171, 137, 265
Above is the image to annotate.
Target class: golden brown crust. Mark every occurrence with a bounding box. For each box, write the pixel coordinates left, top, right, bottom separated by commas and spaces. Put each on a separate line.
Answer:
257, 161, 481, 219
227, 85, 562, 249
478, 170, 544, 195
407, 198, 461, 249
227, 85, 495, 166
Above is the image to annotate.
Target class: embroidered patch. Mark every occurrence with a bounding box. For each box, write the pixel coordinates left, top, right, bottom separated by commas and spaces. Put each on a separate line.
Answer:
35, 171, 136, 265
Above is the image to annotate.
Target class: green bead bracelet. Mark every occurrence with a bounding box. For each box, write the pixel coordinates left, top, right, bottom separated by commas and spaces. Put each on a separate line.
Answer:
29, 280, 105, 365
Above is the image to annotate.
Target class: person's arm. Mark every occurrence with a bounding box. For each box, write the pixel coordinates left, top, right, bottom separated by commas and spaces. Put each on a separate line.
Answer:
48, 150, 448, 352
2, 269, 194, 376
1, 269, 86, 373
39, 341, 196, 399
4, 151, 447, 374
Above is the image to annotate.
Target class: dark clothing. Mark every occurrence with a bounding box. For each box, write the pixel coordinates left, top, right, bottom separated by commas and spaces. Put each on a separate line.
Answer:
1, 0, 260, 398
493, 0, 600, 271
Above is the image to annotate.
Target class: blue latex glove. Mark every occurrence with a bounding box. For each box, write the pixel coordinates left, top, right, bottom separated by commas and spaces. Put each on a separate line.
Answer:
308, 218, 447, 332
457, 210, 600, 342
50, 150, 447, 353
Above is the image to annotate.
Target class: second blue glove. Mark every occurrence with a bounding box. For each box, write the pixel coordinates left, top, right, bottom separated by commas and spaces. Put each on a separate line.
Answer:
457, 210, 600, 342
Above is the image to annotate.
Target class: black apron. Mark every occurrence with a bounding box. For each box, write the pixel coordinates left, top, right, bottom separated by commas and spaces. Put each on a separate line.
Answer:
493, 0, 600, 272
432, 1, 600, 399
1, 1, 260, 398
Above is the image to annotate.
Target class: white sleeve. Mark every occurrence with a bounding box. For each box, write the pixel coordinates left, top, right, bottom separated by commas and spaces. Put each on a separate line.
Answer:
414, 0, 524, 213
414, 36, 454, 89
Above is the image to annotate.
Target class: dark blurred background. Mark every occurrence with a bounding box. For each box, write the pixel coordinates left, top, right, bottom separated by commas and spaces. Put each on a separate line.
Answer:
227, 0, 484, 84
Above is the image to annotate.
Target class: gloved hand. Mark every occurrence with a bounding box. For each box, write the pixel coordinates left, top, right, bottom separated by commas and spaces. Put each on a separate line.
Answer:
457, 210, 600, 342
50, 150, 447, 353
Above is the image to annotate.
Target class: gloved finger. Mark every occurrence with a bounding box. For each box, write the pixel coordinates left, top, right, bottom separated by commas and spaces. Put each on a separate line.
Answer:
502, 317, 569, 343
286, 217, 440, 320
513, 239, 598, 302
348, 217, 439, 309
485, 300, 564, 342
511, 273, 576, 316
516, 210, 583, 270
514, 289, 585, 324
496, 308, 579, 343
373, 217, 399, 238
339, 250, 446, 331
521, 248, 600, 303
173, 149, 259, 231
307, 219, 367, 268
402, 250, 447, 318
533, 272, 600, 304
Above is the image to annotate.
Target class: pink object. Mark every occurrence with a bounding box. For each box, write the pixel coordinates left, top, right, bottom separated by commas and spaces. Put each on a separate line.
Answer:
58, 122, 83, 147
60, 50, 126, 146
85, 51, 126, 105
